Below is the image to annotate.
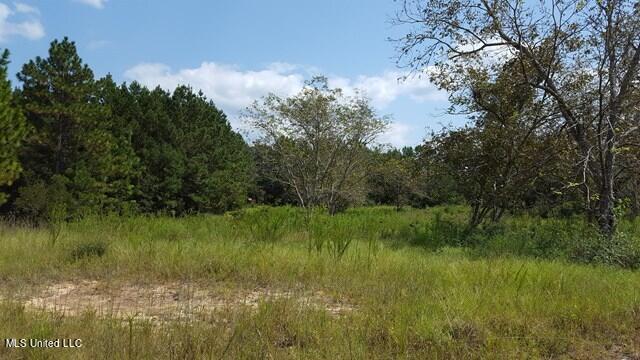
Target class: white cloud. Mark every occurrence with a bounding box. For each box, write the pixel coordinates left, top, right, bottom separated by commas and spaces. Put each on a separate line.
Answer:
125, 62, 305, 112
125, 62, 444, 111
0, 2, 44, 42
457, 38, 515, 66
73, 0, 107, 9
379, 122, 414, 147
14, 2, 38, 14
329, 70, 446, 108
265, 62, 301, 74
124, 61, 446, 147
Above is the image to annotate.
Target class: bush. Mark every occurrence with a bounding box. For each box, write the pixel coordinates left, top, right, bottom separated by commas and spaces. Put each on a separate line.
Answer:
406, 211, 471, 249
570, 232, 640, 269
67, 239, 108, 262
472, 217, 591, 260
14, 175, 73, 222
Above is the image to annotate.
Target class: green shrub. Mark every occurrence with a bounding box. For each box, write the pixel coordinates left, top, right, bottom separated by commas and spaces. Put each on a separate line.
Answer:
570, 232, 640, 269
67, 239, 108, 262
14, 175, 73, 222
407, 211, 470, 249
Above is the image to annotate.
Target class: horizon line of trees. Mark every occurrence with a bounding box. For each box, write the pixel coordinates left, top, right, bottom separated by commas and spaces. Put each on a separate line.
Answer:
1, 34, 638, 241
0, 37, 448, 222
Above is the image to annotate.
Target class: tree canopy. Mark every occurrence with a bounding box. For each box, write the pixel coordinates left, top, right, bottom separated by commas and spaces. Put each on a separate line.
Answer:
5, 38, 252, 218
246, 77, 388, 214
395, 0, 640, 236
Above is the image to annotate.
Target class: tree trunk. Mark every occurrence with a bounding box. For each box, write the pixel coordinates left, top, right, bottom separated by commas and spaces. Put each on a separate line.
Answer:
56, 115, 64, 174
468, 202, 490, 229
596, 115, 617, 237
597, 152, 616, 238
598, 1, 618, 239
630, 178, 640, 218
491, 207, 505, 222
597, 193, 616, 238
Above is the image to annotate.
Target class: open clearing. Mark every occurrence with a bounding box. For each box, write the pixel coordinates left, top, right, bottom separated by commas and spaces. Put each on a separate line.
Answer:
1, 207, 640, 359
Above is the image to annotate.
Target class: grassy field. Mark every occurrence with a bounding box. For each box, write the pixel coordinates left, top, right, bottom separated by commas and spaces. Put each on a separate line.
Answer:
1, 206, 639, 359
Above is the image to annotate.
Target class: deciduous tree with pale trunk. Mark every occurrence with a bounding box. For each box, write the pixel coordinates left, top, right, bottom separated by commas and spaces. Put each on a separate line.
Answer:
395, 0, 640, 237
245, 77, 388, 215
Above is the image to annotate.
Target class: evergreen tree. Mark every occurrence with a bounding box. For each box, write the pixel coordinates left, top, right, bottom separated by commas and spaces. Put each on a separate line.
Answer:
16, 38, 136, 217
121, 83, 186, 213
0, 49, 27, 206
110, 82, 252, 214
93, 75, 140, 212
169, 86, 252, 213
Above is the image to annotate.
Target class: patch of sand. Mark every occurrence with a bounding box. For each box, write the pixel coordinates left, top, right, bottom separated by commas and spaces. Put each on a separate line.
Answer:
22, 281, 354, 322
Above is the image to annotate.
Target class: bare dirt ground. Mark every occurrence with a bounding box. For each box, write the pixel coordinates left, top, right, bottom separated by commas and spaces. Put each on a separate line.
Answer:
1, 282, 637, 359
10, 280, 354, 322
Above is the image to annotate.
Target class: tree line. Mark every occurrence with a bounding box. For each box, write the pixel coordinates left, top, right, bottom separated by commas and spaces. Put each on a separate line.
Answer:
1, 38, 252, 220
0, 38, 444, 221
2, 16, 639, 242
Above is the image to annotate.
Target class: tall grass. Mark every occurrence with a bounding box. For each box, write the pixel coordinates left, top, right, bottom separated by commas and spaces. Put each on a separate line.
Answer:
1, 206, 639, 358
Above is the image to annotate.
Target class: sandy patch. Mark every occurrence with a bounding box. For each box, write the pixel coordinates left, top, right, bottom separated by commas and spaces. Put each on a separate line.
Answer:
22, 281, 354, 321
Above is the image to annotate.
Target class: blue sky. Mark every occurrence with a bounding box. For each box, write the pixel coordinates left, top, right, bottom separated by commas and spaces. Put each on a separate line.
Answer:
0, 0, 465, 147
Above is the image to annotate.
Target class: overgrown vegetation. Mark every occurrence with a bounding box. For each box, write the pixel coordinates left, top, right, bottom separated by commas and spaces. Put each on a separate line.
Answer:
1, 207, 639, 359
395, 0, 640, 238
1, 2, 639, 356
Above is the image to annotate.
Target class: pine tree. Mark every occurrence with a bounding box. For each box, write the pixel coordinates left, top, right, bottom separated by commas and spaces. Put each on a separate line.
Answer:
0, 49, 27, 206
110, 83, 253, 214
169, 86, 252, 213
16, 38, 136, 217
